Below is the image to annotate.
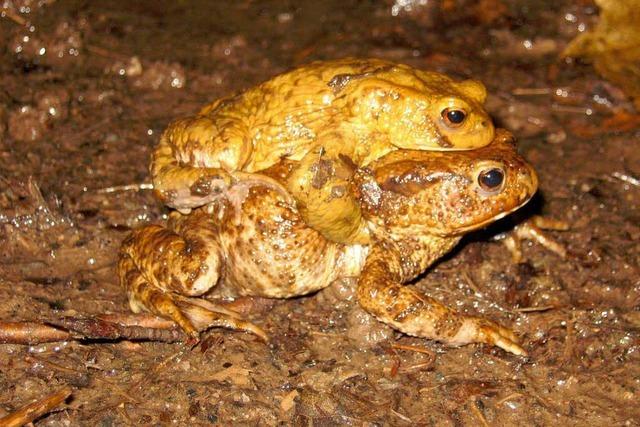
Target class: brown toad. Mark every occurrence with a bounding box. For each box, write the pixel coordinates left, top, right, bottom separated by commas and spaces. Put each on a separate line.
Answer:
119, 130, 535, 355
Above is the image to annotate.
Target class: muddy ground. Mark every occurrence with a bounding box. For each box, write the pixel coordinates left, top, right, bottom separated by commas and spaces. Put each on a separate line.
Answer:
1, 0, 639, 425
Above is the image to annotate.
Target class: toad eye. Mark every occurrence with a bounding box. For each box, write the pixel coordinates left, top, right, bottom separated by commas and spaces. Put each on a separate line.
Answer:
442, 108, 467, 127
478, 168, 504, 192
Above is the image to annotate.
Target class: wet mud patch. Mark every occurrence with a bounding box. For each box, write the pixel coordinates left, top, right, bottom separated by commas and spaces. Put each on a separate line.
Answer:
1, 0, 639, 425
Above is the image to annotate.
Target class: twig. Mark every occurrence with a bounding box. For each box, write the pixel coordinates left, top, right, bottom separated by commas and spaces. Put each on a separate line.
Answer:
390, 343, 436, 356
0, 386, 72, 427
513, 305, 556, 313
308, 331, 340, 337
1, 7, 27, 26
461, 269, 514, 314
96, 183, 153, 194
551, 104, 593, 114
512, 87, 552, 96
0, 322, 70, 344
25, 355, 83, 377
98, 313, 175, 329
390, 408, 412, 423
398, 361, 435, 373
50, 316, 185, 342
551, 104, 593, 116
127, 349, 185, 392
0, 317, 185, 345
389, 356, 401, 377
461, 270, 482, 296
512, 219, 568, 259
611, 171, 640, 187
92, 377, 141, 404
117, 405, 134, 425
85, 44, 129, 61
388, 343, 436, 375
52, 117, 111, 147
532, 215, 570, 231
418, 383, 445, 394
561, 313, 576, 365
496, 392, 524, 405
470, 396, 490, 427
521, 371, 565, 415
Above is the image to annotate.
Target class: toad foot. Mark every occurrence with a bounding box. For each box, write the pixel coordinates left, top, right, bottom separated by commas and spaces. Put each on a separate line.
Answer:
501, 215, 569, 263
118, 224, 267, 342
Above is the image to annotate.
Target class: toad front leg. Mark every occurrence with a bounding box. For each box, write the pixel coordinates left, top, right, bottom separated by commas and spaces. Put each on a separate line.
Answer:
356, 244, 526, 356
151, 115, 252, 213
285, 147, 370, 245
118, 212, 266, 340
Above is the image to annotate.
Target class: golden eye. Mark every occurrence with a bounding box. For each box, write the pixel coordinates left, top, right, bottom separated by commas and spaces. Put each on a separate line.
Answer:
441, 108, 467, 127
478, 168, 504, 192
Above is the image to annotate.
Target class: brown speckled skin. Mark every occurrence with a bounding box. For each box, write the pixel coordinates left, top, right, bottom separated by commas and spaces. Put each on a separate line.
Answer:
120, 130, 535, 354
352, 130, 536, 354
150, 58, 494, 243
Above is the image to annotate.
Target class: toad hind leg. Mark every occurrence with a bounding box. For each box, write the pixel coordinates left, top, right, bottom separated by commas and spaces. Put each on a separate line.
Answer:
118, 219, 266, 341
356, 246, 526, 356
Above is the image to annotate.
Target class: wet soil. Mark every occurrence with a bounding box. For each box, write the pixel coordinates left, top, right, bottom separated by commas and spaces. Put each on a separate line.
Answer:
1, 0, 639, 425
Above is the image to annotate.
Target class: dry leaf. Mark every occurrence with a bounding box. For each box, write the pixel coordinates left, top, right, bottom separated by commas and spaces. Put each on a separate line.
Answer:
473, 0, 508, 24
279, 390, 299, 412
602, 111, 640, 131
568, 111, 640, 137
563, 0, 640, 109
208, 366, 252, 387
